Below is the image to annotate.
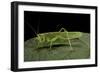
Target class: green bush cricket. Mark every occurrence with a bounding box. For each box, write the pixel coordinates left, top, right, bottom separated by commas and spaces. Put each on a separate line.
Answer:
35, 28, 82, 50
26, 23, 86, 50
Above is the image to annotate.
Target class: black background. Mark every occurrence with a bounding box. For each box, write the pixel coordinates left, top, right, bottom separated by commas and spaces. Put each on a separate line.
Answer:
24, 11, 90, 41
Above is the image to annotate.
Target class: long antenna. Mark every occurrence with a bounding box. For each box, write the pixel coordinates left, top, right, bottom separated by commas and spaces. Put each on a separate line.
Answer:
26, 22, 37, 35
25, 22, 38, 46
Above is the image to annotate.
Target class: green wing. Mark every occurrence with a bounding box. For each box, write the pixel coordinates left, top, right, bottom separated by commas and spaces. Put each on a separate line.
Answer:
33, 32, 82, 48
38, 32, 82, 40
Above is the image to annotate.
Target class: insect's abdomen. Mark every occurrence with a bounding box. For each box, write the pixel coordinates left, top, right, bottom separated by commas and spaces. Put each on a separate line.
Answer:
66, 32, 82, 39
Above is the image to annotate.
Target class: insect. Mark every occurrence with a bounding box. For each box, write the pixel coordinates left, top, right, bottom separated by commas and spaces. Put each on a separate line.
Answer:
34, 27, 82, 50
26, 23, 85, 50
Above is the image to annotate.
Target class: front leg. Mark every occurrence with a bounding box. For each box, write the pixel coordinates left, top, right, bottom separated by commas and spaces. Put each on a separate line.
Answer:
49, 36, 59, 49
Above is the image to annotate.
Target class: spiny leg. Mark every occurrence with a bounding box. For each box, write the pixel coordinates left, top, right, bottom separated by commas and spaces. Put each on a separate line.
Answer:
50, 41, 53, 49
59, 28, 73, 51
49, 37, 59, 49
66, 30, 73, 51
59, 27, 65, 32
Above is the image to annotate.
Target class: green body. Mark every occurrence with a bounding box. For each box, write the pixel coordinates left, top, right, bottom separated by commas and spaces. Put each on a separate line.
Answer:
34, 28, 82, 49
37, 31, 82, 41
